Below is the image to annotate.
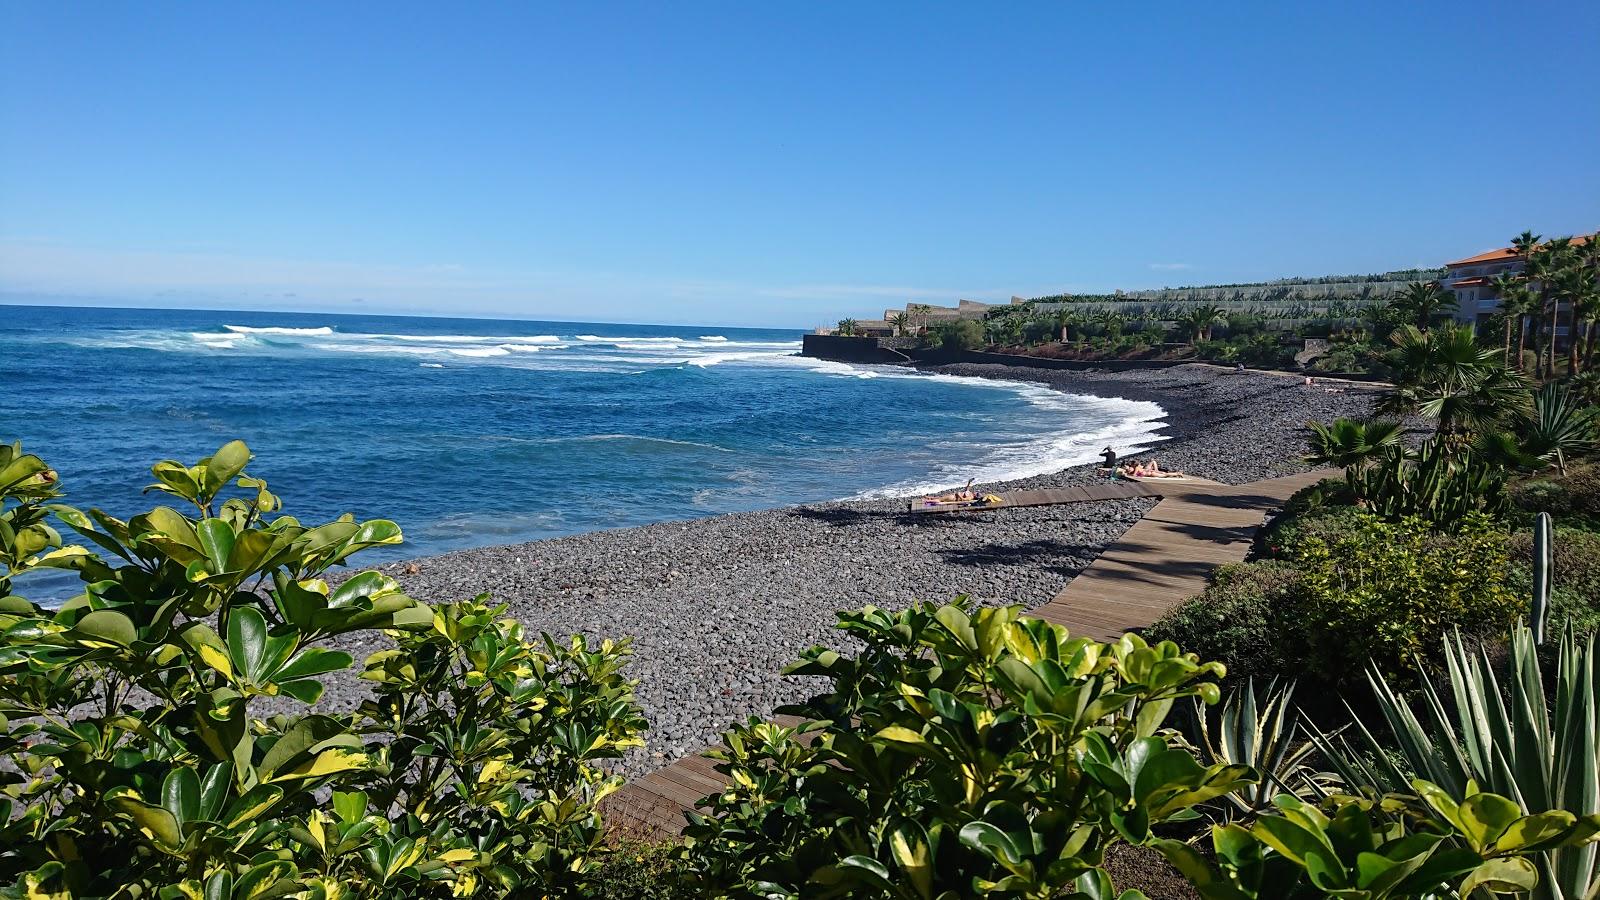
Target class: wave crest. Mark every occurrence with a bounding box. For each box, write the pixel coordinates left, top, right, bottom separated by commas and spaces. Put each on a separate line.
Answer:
223, 325, 334, 336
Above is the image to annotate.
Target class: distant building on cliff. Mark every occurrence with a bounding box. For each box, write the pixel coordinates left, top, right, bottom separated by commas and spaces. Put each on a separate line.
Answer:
1444, 233, 1594, 342
825, 297, 1024, 335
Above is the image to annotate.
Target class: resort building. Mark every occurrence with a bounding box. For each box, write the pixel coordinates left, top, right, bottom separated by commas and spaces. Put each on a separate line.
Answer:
1444, 233, 1594, 342
827, 298, 1025, 336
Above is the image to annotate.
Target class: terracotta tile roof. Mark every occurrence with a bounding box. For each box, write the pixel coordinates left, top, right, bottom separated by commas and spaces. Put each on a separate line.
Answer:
1446, 233, 1595, 267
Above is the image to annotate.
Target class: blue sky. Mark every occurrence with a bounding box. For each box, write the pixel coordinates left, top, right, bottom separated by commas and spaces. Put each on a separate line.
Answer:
2, 2, 1597, 328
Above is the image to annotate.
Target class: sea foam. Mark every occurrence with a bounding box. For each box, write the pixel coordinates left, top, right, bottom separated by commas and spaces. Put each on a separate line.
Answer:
223, 325, 334, 336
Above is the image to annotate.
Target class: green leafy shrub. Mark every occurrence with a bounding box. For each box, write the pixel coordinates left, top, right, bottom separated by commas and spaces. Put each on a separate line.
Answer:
1281, 511, 1522, 684
1511, 460, 1600, 526
681, 601, 1253, 897
0, 441, 646, 898
1507, 526, 1600, 634
1143, 562, 1309, 687
1159, 511, 1524, 690
1256, 505, 1368, 560
933, 319, 986, 351
589, 842, 694, 900
1270, 477, 1353, 519
1309, 342, 1391, 378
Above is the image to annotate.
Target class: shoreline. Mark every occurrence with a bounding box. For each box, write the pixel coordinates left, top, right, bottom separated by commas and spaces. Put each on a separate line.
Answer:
332, 363, 1379, 776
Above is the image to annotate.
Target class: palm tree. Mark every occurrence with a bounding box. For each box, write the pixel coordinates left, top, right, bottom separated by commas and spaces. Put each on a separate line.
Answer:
1305, 418, 1405, 492
1530, 236, 1575, 378
1488, 272, 1535, 367
1555, 266, 1590, 376
1379, 324, 1529, 437
889, 312, 909, 337
1570, 369, 1600, 407
1390, 281, 1456, 331
1054, 309, 1077, 342
1585, 240, 1600, 369
1510, 230, 1544, 374
909, 304, 932, 334
836, 318, 859, 337
1510, 230, 1542, 264
1180, 304, 1226, 344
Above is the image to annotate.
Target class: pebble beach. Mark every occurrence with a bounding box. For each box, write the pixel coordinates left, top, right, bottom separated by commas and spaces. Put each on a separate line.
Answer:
330, 363, 1382, 777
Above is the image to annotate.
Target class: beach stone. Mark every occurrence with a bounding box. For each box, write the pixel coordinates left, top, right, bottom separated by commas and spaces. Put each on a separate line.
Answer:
317, 364, 1382, 779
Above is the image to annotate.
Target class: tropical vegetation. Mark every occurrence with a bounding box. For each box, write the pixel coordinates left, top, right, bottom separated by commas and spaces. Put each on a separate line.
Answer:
8, 233, 1600, 897
0, 441, 645, 898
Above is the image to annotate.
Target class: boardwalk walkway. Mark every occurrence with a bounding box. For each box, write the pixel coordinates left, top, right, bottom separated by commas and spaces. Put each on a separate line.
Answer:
602, 467, 1335, 838
1029, 469, 1330, 639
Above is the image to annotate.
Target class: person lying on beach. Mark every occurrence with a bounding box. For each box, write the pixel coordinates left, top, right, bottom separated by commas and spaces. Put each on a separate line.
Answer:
923, 478, 978, 503
1119, 459, 1187, 479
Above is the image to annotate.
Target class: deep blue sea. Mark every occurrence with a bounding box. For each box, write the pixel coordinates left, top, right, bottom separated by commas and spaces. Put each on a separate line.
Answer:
2, 304, 1166, 598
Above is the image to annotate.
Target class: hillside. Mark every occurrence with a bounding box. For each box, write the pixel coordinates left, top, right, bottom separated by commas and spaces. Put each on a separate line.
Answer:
1027, 267, 1445, 309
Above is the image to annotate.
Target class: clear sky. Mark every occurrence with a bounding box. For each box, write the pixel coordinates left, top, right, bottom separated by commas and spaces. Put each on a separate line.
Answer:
2, 2, 1597, 328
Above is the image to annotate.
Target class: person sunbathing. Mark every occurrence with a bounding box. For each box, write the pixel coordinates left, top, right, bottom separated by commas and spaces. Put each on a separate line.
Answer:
1119, 459, 1187, 479
923, 479, 978, 503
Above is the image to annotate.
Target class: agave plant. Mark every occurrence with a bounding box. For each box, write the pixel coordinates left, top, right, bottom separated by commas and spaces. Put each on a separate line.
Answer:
1185, 679, 1332, 819
1522, 381, 1600, 474
1312, 628, 1599, 900
1347, 439, 1509, 528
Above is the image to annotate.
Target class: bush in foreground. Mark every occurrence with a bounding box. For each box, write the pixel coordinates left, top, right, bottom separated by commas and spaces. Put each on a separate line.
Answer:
681, 601, 1252, 896
680, 602, 1599, 899
0, 441, 645, 898
1153, 509, 1522, 688
1142, 562, 1309, 687
7, 440, 1597, 899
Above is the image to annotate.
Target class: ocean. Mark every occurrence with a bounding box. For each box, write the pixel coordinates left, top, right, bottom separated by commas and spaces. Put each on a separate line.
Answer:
1, 304, 1167, 598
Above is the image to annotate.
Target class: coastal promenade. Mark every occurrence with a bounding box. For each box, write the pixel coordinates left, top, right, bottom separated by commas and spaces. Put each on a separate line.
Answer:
601, 467, 1335, 838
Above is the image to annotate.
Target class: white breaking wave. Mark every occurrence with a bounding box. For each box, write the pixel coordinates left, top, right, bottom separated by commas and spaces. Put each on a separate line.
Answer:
311, 343, 445, 355
223, 325, 334, 336
576, 335, 683, 344
447, 346, 510, 358
699, 335, 728, 341
369, 333, 563, 344
846, 376, 1169, 499
191, 332, 246, 349
567, 434, 735, 453
686, 351, 796, 367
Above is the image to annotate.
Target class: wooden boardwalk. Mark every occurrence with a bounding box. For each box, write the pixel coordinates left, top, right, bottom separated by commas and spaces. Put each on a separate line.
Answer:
601, 468, 1335, 839
1028, 469, 1331, 639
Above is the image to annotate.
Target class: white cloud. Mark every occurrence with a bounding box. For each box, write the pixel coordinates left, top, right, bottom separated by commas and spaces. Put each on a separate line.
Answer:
1148, 262, 1193, 271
